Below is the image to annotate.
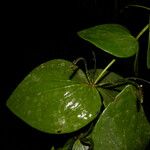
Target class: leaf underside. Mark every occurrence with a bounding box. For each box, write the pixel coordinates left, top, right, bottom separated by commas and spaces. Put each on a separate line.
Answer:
78, 24, 139, 58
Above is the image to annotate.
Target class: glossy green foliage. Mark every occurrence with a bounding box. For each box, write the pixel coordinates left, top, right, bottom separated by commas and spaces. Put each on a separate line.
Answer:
7, 59, 102, 134
78, 24, 139, 58
92, 85, 150, 150
6, 58, 150, 149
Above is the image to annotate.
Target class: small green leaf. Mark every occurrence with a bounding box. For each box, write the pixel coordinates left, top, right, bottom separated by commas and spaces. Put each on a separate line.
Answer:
51, 146, 55, 150
7, 59, 101, 134
78, 24, 139, 58
92, 85, 150, 150
72, 139, 88, 150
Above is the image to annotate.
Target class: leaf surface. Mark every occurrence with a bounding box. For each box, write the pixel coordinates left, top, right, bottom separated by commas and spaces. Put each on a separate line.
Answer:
92, 85, 150, 150
78, 24, 139, 58
7, 59, 101, 134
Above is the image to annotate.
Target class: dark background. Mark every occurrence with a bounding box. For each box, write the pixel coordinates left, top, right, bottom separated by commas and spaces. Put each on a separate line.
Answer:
1, 0, 150, 149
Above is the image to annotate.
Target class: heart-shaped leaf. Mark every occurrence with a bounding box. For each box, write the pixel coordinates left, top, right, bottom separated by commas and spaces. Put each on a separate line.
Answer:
7, 59, 101, 134
92, 85, 150, 150
78, 24, 139, 58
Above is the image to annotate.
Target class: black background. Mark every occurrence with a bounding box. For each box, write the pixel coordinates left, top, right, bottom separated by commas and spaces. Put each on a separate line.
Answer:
1, 0, 150, 149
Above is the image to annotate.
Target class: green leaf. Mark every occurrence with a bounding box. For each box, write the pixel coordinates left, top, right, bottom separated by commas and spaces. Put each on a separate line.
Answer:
147, 19, 150, 69
72, 139, 88, 150
92, 85, 150, 150
51, 146, 55, 150
7, 59, 101, 134
78, 24, 139, 58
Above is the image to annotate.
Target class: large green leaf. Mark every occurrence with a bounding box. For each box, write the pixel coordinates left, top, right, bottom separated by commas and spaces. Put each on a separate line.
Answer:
7, 59, 101, 134
92, 85, 150, 150
78, 24, 139, 58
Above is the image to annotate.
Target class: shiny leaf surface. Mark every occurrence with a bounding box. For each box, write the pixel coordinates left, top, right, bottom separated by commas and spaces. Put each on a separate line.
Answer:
92, 85, 150, 150
7, 59, 101, 134
78, 24, 139, 58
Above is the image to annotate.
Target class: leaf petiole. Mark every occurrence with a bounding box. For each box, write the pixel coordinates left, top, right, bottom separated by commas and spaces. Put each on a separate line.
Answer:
126, 5, 150, 11
72, 57, 91, 84
147, 16, 150, 69
94, 59, 116, 85
136, 24, 149, 40
134, 24, 150, 76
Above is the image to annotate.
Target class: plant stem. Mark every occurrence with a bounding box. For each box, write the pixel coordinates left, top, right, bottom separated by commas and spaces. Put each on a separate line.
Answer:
73, 57, 91, 84
147, 16, 150, 69
94, 59, 116, 85
127, 5, 150, 11
134, 24, 150, 76
126, 77, 150, 85
136, 24, 149, 40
